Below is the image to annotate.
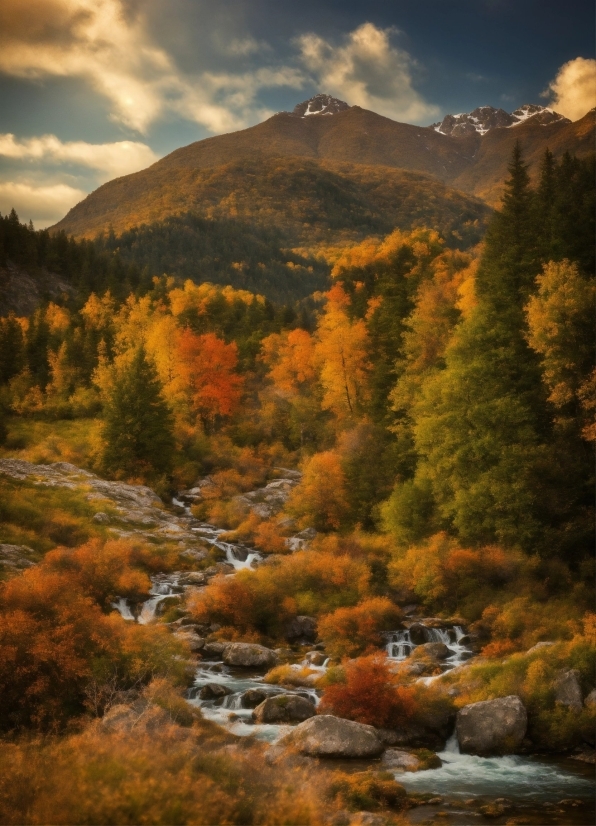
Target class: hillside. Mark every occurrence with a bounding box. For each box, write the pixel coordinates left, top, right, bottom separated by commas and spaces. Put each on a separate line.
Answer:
52, 98, 594, 242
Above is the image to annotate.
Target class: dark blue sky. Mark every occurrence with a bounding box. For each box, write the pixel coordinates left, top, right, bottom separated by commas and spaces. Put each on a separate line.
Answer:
0, 0, 593, 226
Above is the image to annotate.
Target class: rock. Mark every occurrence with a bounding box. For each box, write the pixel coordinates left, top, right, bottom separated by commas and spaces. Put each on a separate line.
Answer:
555, 670, 583, 712
0, 543, 37, 571
377, 724, 446, 752
284, 615, 317, 642
526, 641, 556, 655
253, 694, 316, 724
173, 631, 205, 652
274, 648, 293, 659
456, 695, 527, 755
240, 688, 268, 708
198, 683, 232, 700
277, 714, 384, 758
223, 642, 278, 668
381, 749, 421, 771
185, 571, 207, 585
584, 688, 596, 708
202, 641, 227, 657
408, 623, 428, 645
92, 511, 110, 524
304, 651, 327, 666
412, 642, 450, 660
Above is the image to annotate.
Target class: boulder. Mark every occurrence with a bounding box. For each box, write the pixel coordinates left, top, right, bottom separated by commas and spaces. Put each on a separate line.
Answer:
526, 641, 556, 655
223, 642, 278, 668
304, 651, 327, 666
456, 696, 527, 755
253, 694, 316, 724
174, 631, 205, 652
277, 714, 384, 758
202, 641, 227, 658
240, 688, 268, 708
381, 749, 422, 772
412, 642, 450, 660
584, 689, 596, 708
285, 615, 317, 642
198, 683, 232, 700
408, 623, 428, 645
555, 670, 583, 712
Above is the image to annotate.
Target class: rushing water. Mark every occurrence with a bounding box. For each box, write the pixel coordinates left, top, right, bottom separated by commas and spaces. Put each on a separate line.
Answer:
386, 624, 474, 670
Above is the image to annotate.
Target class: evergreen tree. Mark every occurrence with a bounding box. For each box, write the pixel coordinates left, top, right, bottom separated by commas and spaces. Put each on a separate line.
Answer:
101, 346, 175, 480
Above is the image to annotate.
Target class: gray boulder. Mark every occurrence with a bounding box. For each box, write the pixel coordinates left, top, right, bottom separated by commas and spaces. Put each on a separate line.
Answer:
412, 642, 450, 660
223, 642, 278, 668
202, 641, 227, 658
173, 631, 205, 652
240, 688, 268, 708
555, 670, 583, 712
304, 651, 327, 666
408, 623, 428, 645
277, 714, 384, 758
285, 615, 317, 642
198, 683, 232, 700
253, 694, 316, 724
456, 695, 527, 755
381, 749, 422, 772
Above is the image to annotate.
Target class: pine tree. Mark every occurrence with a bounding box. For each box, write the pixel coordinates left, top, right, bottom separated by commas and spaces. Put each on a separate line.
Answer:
101, 346, 175, 479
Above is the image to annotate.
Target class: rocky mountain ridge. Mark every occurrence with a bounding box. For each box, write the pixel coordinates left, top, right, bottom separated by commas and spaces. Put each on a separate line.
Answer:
430, 104, 569, 137
290, 94, 351, 118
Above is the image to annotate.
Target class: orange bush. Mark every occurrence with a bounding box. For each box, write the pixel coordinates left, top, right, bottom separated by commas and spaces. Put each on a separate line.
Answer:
318, 598, 402, 658
287, 450, 350, 531
319, 654, 416, 729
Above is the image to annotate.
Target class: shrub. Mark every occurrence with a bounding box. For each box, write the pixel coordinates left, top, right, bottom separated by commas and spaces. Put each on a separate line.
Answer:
329, 771, 406, 812
318, 598, 402, 658
319, 654, 417, 729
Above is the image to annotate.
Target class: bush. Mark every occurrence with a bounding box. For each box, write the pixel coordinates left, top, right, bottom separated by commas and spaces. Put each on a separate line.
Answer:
329, 771, 406, 811
318, 598, 402, 658
319, 654, 417, 729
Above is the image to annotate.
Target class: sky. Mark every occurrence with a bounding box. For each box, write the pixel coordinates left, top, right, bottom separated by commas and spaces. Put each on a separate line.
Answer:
0, 0, 594, 228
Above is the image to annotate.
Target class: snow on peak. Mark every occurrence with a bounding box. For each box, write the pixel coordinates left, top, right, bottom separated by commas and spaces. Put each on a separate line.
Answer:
291, 94, 351, 118
430, 104, 569, 137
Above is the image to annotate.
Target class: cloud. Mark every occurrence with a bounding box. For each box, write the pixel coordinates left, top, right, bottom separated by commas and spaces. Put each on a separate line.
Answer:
0, 181, 86, 227
0, 0, 303, 134
0, 134, 158, 180
297, 22, 439, 124
544, 57, 596, 121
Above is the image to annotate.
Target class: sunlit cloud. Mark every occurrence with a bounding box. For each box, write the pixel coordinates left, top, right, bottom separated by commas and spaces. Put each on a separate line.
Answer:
0, 134, 159, 180
0, 0, 304, 134
544, 57, 596, 121
0, 181, 86, 227
297, 22, 439, 124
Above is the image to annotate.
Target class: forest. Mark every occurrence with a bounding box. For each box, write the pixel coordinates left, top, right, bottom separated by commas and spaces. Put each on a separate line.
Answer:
0, 146, 594, 824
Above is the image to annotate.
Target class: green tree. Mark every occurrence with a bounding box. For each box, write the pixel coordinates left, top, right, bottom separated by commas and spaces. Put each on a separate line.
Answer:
101, 347, 175, 480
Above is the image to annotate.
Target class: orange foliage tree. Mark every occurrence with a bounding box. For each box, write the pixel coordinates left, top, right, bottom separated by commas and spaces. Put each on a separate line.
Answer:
177, 329, 243, 425
319, 654, 416, 729
318, 598, 402, 658
286, 450, 350, 531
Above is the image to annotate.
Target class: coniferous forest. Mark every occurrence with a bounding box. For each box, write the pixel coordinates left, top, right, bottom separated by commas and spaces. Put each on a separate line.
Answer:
0, 139, 595, 824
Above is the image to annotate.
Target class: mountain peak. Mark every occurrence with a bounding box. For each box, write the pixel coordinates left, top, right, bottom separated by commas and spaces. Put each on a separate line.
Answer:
290, 94, 351, 118
430, 104, 569, 137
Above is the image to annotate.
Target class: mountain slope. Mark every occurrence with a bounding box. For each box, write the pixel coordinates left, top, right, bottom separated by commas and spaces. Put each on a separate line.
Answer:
52, 98, 594, 241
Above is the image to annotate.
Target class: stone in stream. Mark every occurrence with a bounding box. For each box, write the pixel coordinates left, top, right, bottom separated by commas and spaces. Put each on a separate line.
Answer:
456, 695, 527, 755
381, 748, 442, 772
222, 642, 278, 668
202, 641, 228, 657
173, 630, 205, 652
304, 651, 327, 666
407, 623, 428, 645
252, 694, 316, 724
411, 642, 450, 660
239, 688, 268, 708
277, 715, 385, 758
199, 683, 233, 700
555, 669, 583, 712
284, 615, 317, 642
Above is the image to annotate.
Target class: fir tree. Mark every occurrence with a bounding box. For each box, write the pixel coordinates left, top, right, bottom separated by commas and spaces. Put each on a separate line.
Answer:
101, 346, 175, 480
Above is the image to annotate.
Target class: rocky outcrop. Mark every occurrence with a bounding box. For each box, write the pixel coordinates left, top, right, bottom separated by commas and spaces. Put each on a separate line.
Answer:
253, 694, 316, 724
555, 670, 583, 712
456, 696, 527, 755
0, 543, 37, 571
222, 642, 278, 668
277, 715, 384, 758
233, 474, 299, 519
285, 615, 317, 642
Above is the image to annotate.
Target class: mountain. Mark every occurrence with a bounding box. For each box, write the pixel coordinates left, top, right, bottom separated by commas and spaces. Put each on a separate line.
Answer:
51, 96, 595, 243
430, 104, 569, 137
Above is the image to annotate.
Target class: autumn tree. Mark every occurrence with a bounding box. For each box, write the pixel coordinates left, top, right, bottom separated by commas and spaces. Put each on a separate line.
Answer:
287, 450, 350, 531
101, 346, 175, 480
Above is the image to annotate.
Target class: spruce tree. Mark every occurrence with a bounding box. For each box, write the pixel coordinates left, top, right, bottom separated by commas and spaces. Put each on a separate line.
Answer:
102, 346, 175, 480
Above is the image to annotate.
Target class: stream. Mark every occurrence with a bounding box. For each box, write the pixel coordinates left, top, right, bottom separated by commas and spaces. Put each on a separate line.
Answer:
111, 486, 594, 821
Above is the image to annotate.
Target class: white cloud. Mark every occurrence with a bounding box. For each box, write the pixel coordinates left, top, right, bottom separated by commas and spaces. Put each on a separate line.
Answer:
0, 134, 158, 180
544, 57, 596, 121
0, 181, 86, 228
0, 0, 304, 134
297, 22, 439, 124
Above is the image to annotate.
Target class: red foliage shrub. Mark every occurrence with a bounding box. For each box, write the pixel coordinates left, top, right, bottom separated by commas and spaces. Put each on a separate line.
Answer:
319, 654, 416, 729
